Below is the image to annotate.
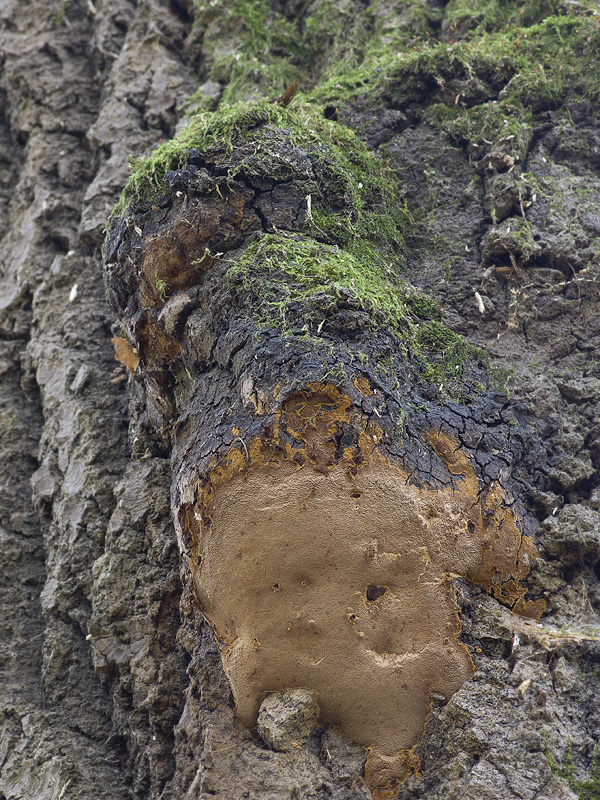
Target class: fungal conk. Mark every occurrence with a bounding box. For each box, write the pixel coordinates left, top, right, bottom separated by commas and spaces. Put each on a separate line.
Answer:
180, 385, 543, 798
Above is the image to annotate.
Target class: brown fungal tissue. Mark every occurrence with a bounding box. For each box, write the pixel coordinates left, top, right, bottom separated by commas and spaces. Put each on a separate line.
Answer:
180, 384, 544, 798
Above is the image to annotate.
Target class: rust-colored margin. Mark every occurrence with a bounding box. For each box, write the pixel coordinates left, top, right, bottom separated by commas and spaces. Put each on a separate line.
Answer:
428, 431, 546, 621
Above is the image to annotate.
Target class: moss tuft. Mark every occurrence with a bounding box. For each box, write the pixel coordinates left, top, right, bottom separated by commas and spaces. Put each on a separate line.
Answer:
227, 233, 479, 396
413, 321, 481, 391
110, 101, 290, 221
227, 233, 412, 329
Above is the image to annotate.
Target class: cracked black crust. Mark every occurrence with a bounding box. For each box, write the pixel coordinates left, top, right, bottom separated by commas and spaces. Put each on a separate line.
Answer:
103, 132, 541, 548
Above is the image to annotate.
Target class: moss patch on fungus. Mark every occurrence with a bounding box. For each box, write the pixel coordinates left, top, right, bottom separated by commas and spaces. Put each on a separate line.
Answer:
109, 99, 405, 237
110, 101, 293, 222
177, 383, 544, 798
108, 97, 409, 321
226, 233, 482, 394
108, 94, 486, 397
227, 234, 411, 329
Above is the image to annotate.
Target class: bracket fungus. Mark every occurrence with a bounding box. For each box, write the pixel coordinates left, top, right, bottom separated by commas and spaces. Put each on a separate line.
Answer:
103, 104, 545, 799
177, 384, 544, 797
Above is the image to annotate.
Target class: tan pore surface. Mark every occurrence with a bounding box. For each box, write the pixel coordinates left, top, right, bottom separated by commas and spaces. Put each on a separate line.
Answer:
185, 384, 544, 797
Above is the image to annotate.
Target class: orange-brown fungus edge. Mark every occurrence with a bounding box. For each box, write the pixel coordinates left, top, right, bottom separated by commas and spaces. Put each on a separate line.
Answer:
353, 375, 374, 396
112, 336, 139, 374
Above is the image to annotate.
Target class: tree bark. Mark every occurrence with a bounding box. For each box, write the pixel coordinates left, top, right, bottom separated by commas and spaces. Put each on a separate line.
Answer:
1, 1, 600, 799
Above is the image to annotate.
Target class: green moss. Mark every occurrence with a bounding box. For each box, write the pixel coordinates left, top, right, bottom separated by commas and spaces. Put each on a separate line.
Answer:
413, 321, 481, 390
111, 0, 560, 397
301, 0, 443, 78
110, 101, 287, 220
227, 233, 412, 328
110, 99, 407, 252
184, 0, 600, 159
196, 0, 599, 110
415, 320, 464, 350
483, 216, 539, 267
403, 294, 441, 321
547, 741, 600, 800
227, 233, 478, 396
190, 0, 362, 108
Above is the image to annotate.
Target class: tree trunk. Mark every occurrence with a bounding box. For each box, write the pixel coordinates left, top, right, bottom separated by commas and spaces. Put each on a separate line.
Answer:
1, 1, 599, 799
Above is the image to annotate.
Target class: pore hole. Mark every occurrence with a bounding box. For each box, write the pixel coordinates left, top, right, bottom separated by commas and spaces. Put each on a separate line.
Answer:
324, 105, 338, 120
350, 491, 362, 499
593, 560, 600, 581
366, 584, 387, 602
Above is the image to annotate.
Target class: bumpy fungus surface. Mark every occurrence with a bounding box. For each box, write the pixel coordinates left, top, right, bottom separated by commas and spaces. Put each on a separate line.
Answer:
182, 384, 543, 796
